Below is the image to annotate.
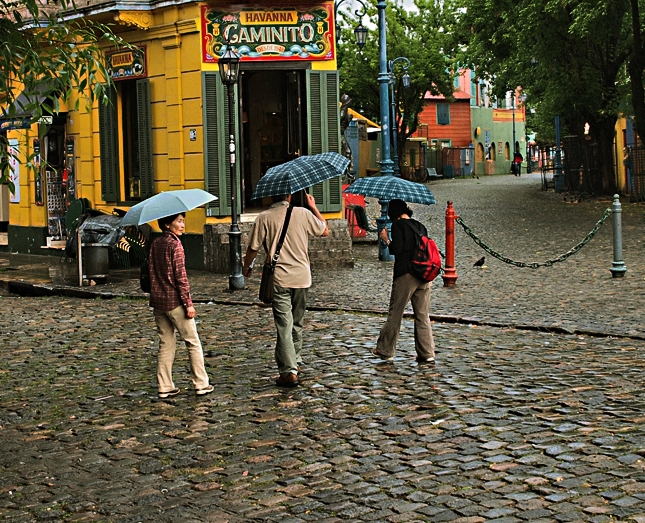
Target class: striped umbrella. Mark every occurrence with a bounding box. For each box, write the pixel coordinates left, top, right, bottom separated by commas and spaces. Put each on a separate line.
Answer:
251, 152, 350, 200
344, 175, 436, 205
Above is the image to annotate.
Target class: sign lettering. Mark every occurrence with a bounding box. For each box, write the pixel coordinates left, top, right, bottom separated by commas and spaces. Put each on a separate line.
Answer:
107, 46, 147, 81
202, 4, 334, 62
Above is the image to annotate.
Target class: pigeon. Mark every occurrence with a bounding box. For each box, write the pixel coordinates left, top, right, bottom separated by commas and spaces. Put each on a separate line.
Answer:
473, 256, 485, 267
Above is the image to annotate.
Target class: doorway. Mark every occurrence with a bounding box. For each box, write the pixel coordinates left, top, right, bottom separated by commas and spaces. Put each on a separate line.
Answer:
43, 121, 68, 239
240, 69, 306, 211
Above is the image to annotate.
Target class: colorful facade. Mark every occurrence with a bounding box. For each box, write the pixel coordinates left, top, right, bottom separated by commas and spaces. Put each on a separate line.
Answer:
413, 69, 526, 177
4, 1, 351, 269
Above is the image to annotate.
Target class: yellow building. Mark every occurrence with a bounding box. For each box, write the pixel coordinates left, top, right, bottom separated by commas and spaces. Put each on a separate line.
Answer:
4, 1, 352, 269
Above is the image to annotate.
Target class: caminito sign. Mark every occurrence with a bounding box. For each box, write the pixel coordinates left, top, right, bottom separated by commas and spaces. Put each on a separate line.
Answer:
201, 4, 334, 62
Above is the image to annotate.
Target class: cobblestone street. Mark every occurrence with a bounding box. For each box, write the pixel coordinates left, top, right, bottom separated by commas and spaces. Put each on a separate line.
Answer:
1, 296, 645, 522
1, 174, 645, 522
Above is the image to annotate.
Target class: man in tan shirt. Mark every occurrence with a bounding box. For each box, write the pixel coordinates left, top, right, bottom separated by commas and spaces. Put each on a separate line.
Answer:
243, 193, 328, 387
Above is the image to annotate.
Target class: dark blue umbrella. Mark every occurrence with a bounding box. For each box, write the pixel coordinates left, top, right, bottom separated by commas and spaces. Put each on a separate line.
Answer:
251, 152, 349, 200
344, 175, 436, 205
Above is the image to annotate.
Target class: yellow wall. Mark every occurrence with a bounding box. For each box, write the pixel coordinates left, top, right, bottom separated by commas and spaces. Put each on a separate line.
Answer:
70, 5, 206, 233
9, 2, 343, 232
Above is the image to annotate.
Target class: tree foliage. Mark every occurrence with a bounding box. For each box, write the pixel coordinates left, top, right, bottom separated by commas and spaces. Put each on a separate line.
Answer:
337, 0, 454, 172
0, 0, 125, 187
452, 0, 638, 194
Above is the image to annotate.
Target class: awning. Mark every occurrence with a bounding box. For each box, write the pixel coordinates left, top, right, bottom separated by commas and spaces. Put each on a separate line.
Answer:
348, 108, 381, 132
0, 82, 57, 131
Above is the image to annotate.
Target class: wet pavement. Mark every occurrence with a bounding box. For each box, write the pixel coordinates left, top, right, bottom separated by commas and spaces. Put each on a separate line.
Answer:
1, 297, 645, 522
1, 174, 645, 522
2, 173, 644, 338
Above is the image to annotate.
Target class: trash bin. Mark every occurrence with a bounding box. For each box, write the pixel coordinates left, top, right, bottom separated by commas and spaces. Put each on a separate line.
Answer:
443, 165, 455, 179
82, 243, 110, 279
77, 214, 125, 282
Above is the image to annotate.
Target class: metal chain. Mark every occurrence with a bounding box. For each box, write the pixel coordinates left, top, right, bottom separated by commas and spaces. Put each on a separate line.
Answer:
455, 208, 612, 268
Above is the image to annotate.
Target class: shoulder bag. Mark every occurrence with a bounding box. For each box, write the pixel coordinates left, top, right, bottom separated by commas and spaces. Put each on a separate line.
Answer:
259, 206, 293, 304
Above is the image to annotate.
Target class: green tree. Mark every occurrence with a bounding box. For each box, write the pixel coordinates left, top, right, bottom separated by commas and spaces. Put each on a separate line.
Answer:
0, 0, 124, 189
337, 0, 454, 173
454, 0, 632, 194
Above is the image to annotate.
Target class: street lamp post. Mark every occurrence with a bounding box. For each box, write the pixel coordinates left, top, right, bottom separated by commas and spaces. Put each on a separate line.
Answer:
388, 57, 410, 177
334, 0, 368, 49
376, 0, 395, 261
218, 47, 244, 291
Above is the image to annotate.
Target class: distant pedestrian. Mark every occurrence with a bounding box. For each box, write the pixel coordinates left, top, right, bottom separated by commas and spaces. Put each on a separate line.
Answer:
242, 193, 328, 387
513, 151, 523, 176
373, 199, 435, 363
149, 212, 213, 398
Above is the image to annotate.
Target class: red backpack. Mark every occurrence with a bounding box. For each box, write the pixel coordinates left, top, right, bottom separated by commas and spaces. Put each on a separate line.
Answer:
408, 223, 442, 283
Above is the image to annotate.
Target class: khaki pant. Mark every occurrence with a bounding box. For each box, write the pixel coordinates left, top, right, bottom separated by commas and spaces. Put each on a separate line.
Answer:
153, 306, 210, 392
376, 273, 435, 359
272, 285, 308, 376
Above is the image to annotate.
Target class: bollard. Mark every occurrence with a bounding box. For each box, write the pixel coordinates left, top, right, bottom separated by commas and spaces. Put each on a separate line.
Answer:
610, 194, 627, 278
442, 201, 459, 287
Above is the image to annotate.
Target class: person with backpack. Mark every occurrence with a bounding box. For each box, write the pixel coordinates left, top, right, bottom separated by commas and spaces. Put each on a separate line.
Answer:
512, 150, 523, 176
372, 199, 436, 363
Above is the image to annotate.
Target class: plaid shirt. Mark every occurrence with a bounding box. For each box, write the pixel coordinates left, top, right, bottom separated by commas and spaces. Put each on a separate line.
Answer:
149, 231, 193, 311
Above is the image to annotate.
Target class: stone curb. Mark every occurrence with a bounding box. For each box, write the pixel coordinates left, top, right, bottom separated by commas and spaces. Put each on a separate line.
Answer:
3, 276, 643, 342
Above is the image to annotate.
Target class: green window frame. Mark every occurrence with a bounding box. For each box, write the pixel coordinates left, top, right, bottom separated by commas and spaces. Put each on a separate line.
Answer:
202, 70, 342, 215
306, 70, 342, 213
437, 103, 450, 125
98, 85, 119, 202
98, 78, 153, 203
203, 72, 240, 218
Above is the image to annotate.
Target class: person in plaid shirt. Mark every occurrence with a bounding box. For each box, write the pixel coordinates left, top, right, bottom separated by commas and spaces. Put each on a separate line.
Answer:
149, 212, 213, 398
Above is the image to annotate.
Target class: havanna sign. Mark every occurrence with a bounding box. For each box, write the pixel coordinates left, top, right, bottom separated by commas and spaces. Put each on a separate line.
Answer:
106, 47, 147, 81
201, 4, 334, 62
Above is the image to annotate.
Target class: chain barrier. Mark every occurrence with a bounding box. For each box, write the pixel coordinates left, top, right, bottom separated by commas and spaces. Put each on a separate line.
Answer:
455, 208, 612, 268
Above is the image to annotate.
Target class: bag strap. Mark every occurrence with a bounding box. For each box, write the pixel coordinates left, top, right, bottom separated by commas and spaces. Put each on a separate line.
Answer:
403, 218, 425, 245
268, 206, 293, 268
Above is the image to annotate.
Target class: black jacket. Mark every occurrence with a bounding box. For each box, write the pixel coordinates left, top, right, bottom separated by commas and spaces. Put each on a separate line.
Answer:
387, 218, 427, 280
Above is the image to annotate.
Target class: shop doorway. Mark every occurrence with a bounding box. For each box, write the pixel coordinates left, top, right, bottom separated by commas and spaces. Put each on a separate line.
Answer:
240, 69, 306, 211
42, 120, 68, 239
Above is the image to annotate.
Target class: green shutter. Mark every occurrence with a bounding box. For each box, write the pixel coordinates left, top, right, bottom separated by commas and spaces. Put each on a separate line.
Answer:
99, 85, 119, 202
306, 70, 342, 212
203, 72, 240, 217
136, 79, 154, 199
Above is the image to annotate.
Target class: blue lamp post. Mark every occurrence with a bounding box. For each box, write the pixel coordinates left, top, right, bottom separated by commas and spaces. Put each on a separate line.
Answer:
375, 0, 395, 261
388, 57, 411, 177
334, 0, 368, 49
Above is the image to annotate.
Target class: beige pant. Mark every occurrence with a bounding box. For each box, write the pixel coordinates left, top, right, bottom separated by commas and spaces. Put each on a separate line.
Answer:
376, 273, 435, 359
153, 306, 210, 392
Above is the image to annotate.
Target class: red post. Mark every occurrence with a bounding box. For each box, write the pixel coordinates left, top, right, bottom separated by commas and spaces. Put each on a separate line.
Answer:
442, 201, 459, 287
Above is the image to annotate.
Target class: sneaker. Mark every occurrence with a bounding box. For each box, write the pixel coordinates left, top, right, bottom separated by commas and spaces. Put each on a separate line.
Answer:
416, 356, 435, 364
371, 348, 394, 361
158, 388, 180, 398
196, 385, 214, 396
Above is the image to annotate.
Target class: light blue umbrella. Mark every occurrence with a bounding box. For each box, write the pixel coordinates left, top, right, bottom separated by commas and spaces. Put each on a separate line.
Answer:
344, 175, 436, 205
251, 152, 350, 200
120, 189, 217, 226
